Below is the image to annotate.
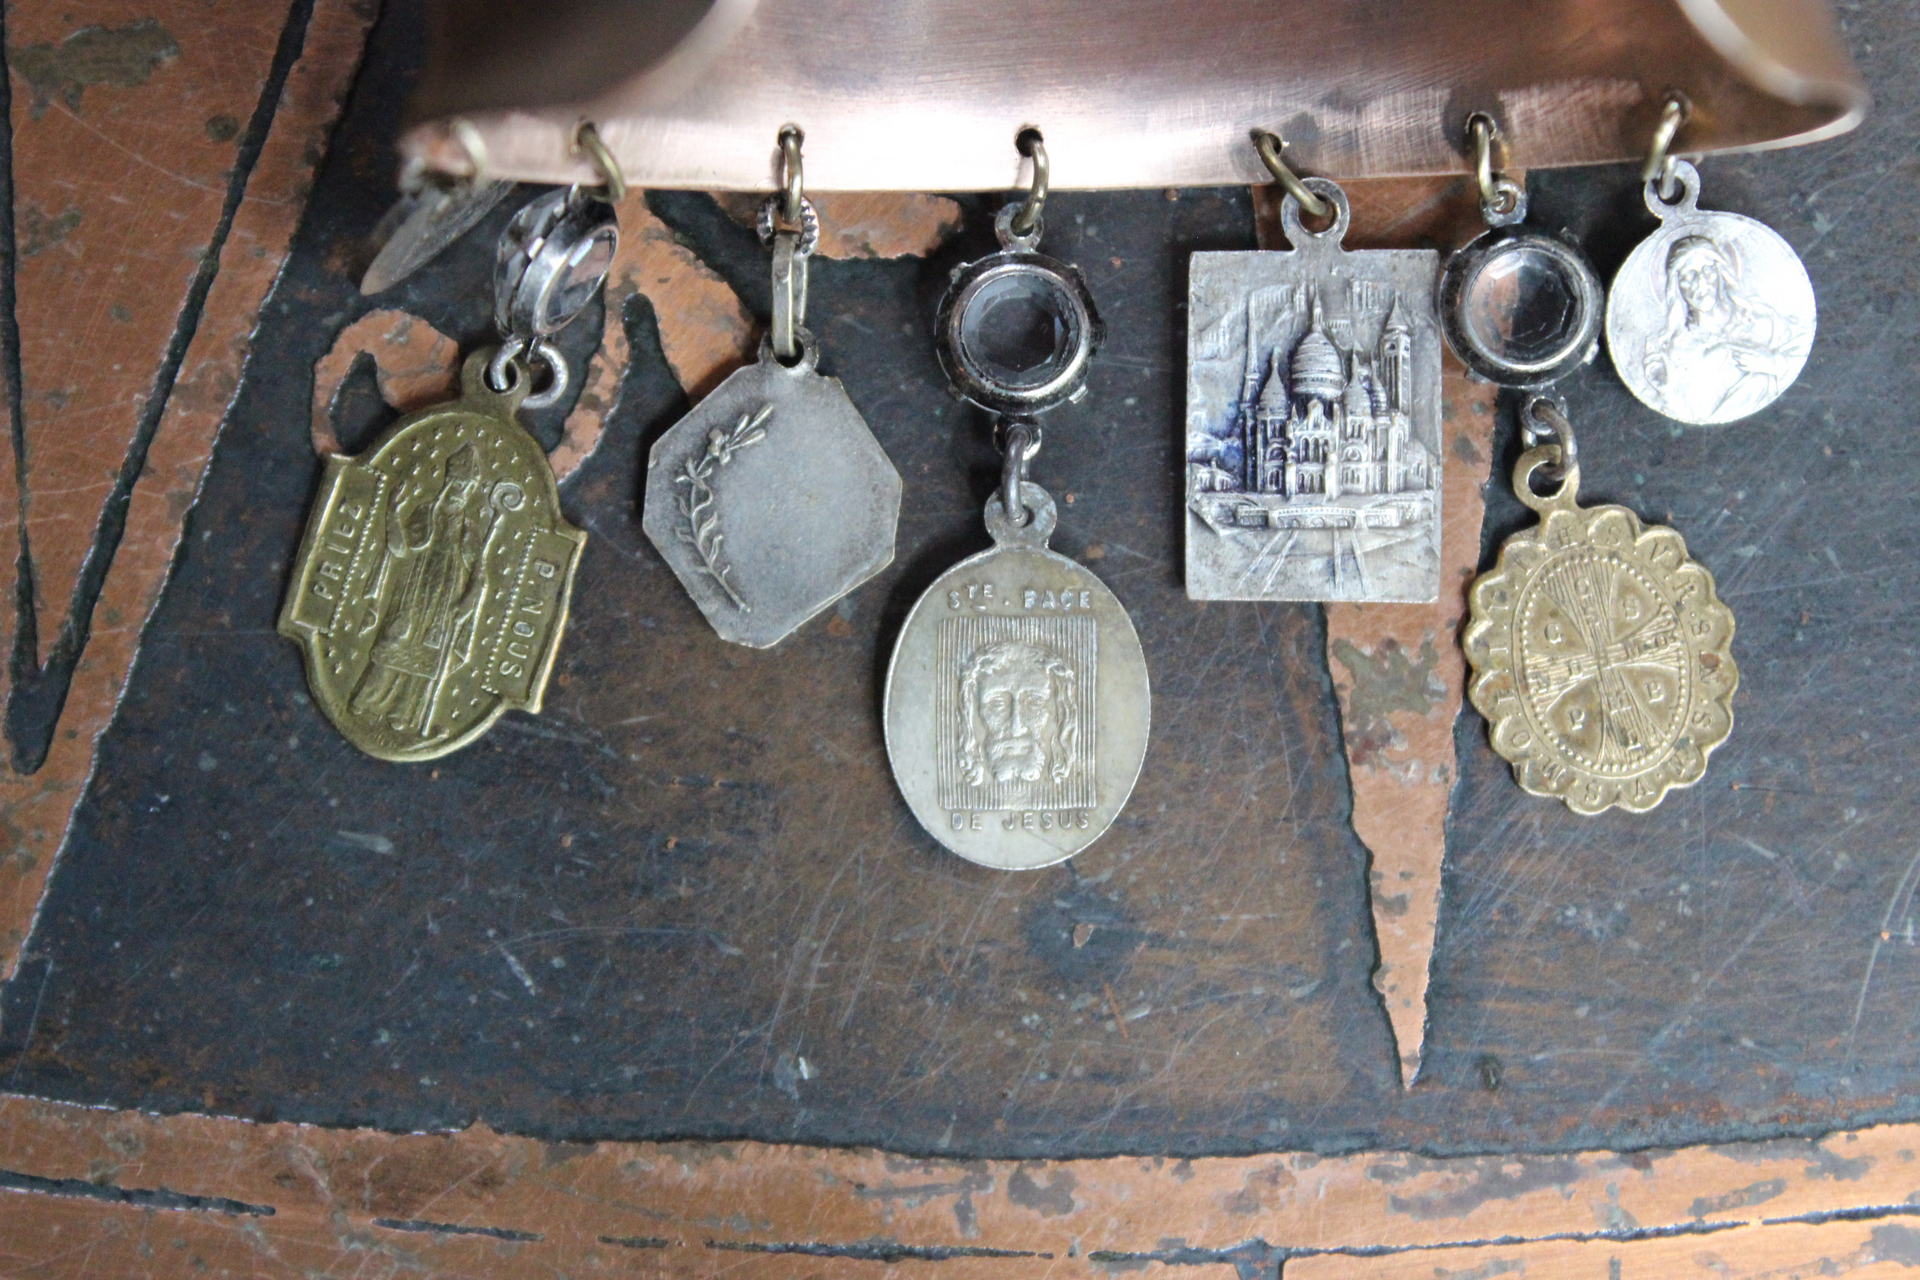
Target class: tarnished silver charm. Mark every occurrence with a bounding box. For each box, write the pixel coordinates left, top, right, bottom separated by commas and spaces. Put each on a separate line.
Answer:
1187, 178, 1442, 603
642, 334, 901, 647
361, 174, 514, 296
885, 482, 1150, 869
1606, 160, 1815, 425
642, 127, 900, 648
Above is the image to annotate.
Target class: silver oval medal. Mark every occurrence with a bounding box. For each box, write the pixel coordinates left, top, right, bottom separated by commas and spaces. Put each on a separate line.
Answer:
884, 482, 1150, 869
1606, 160, 1815, 425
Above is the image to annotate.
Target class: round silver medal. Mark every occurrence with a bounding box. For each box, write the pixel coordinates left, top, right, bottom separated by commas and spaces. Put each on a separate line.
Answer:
884, 482, 1150, 869
1606, 160, 1815, 425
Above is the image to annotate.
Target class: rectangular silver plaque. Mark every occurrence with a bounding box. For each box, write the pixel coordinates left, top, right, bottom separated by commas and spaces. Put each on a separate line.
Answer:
1186, 212, 1443, 603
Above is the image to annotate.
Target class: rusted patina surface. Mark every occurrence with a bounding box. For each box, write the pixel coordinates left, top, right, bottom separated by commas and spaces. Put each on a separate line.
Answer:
5, 1095, 1920, 1276
1323, 364, 1491, 1093
0, 0, 1916, 1224
0, 0, 375, 970
1255, 175, 1501, 1089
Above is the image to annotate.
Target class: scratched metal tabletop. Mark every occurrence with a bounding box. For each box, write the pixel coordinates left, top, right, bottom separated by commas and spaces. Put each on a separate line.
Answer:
0, 1, 1914, 1158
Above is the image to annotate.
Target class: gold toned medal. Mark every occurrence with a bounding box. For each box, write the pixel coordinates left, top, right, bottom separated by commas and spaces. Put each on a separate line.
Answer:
283, 124, 622, 760
1464, 399, 1737, 814
280, 353, 586, 761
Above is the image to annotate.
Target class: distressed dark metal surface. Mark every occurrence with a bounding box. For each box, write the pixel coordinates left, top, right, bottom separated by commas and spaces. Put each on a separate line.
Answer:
0, 0, 1917, 1159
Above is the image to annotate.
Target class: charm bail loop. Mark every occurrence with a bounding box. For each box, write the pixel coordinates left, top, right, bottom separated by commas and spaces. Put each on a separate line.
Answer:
758, 125, 817, 363
777, 123, 805, 228
450, 117, 490, 180
487, 336, 570, 410
1009, 128, 1049, 241
1640, 94, 1691, 205
1252, 129, 1331, 223
573, 120, 626, 203
1514, 396, 1581, 512
1467, 113, 1526, 227
999, 419, 1043, 528
1520, 394, 1579, 483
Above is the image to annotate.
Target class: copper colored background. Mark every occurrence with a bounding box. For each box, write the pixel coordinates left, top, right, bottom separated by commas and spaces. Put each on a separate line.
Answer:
0, 0, 1917, 1274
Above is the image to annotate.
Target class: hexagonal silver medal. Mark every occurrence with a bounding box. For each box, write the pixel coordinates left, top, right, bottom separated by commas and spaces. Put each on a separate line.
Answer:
643, 339, 901, 648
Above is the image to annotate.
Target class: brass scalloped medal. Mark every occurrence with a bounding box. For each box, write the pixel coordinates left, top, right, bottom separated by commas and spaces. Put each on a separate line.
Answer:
1464, 443, 1736, 814
279, 351, 586, 761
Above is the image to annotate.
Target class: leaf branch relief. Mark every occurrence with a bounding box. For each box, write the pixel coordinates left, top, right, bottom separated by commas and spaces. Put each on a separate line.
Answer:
676, 404, 772, 611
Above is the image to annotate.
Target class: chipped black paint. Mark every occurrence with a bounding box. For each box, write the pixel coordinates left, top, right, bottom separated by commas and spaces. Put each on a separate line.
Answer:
1, 0, 1920, 1166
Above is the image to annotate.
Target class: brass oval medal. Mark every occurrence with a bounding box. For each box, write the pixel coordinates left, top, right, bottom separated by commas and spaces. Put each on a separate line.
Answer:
279, 352, 586, 761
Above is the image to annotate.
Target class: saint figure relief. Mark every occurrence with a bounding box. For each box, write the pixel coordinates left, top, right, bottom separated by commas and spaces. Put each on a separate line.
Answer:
350, 444, 502, 735
1644, 235, 1810, 421
957, 639, 1080, 793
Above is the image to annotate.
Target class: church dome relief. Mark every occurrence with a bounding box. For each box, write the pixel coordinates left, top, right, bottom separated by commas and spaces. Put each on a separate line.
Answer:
1290, 306, 1345, 404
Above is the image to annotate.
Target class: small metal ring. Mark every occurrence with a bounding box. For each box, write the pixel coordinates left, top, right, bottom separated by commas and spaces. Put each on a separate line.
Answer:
520, 338, 570, 411
574, 120, 626, 203
756, 327, 820, 372
1641, 93, 1691, 203
1468, 114, 1522, 223
487, 336, 527, 393
1523, 395, 1578, 480
1001, 420, 1043, 527
1252, 130, 1331, 222
993, 202, 1042, 251
984, 479, 1058, 548
1009, 128, 1049, 240
777, 124, 804, 226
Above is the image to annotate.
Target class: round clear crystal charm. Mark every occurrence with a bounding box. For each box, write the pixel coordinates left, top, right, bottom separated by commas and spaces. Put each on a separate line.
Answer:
1440, 226, 1602, 388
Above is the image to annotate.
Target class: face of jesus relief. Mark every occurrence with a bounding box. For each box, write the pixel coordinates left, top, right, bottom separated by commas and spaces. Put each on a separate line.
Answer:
958, 639, 1077, 789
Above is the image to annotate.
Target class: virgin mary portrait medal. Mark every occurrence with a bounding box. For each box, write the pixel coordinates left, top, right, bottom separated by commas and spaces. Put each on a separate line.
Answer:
1606, 159, 1814, 424
885, 133, 1150, 869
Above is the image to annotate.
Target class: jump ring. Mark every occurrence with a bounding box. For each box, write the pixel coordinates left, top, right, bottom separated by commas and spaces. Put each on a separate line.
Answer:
1252, 130, 1331, 221
1641, 93, 1690, 202
520, 338, 570, 411
757, 194, 820, 256
574, 121, 626, 202
1002, 420, 1042, 527
487, 336, 527, 393
1010, 128, 1049, 240
1468, 114, 1516, 216
778, 124, 804, 226
450, 117, 490, 180
1524, 395, 1578, 479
